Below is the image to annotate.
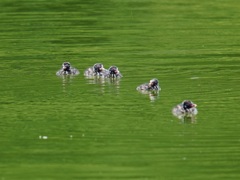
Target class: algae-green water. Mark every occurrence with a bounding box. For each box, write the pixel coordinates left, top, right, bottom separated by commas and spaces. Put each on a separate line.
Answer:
0, 0, 240, 179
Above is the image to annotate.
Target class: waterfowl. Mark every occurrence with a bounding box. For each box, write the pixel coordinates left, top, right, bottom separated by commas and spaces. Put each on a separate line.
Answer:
56, 62, 80, 76
172, 100, 198, 117
84, 63, 107, 77
136, 78, 160, 91
104, 66, 123, 78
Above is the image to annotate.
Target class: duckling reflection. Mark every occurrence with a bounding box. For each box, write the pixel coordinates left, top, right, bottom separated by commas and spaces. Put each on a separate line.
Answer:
106, 77, 121, 85
84, 75, 106, 94
137, 89, 159, 102
84, 63, 108, 77
106, 77, 121, 94
56, 62, 80, 76
148, 90, 159, 101
59, 74, 74, 93
85, 75, 121, 94
172, 100, 198, 123
85, 75, 106, 85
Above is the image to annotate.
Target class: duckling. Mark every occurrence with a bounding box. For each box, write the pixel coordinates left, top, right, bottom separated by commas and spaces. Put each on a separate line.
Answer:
104, 66, 123, 78
136, 78, 160, 91
56, 62, 79, 76
172, 100, 198, 117
84, 63, 107, 77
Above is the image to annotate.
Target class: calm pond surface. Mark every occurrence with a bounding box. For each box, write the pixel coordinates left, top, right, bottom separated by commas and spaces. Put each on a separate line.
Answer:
0, 0, 240, 179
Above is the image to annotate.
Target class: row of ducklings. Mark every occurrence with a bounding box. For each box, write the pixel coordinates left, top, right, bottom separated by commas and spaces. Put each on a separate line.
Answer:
56, 62, 159, 90
56, 62, 198, 117
56, 62, 122, 78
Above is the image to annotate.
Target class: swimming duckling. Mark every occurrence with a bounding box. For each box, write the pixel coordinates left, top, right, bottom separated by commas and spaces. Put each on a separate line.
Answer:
104, 66, 123, 78
136, 78, 160, 91
56, 62, 79, 76
172, 100, 198, 117
84, 63, 107, 77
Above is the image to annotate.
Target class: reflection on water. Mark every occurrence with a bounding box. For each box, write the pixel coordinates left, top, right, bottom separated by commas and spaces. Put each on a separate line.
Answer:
137, 90, 160, 102
85, 75, 106, 85
107, 77, 121, 87
85, 76, 121, 94
172, 112, 197, 124
59, 75, 75, 93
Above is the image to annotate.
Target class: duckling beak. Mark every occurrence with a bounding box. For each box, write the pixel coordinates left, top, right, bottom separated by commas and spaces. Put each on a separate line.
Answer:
192, 104, 197, 107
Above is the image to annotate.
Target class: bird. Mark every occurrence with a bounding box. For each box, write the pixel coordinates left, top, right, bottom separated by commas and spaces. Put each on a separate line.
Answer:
56, 62, 79, 76
104, 66, 123, 78
136, 78, 160, 91
172, 100, 198, 117
84, 63, 107, 77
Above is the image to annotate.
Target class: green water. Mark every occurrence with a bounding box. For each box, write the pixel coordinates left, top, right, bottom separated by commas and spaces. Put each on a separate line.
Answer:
0, 0, 240, 179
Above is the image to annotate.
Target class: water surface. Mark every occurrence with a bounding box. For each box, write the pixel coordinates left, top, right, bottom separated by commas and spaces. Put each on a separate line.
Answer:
0, 0, 240, 179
